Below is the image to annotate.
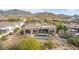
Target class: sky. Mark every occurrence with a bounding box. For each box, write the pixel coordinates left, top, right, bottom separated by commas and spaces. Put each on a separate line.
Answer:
22, 9, 79, 15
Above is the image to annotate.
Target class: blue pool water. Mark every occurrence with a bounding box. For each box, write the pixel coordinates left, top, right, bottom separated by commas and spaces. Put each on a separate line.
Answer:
34, 33, 49, 39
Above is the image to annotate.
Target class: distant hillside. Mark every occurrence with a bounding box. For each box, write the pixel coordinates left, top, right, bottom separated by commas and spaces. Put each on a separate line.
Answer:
0, 9, 32, 16
5, 9, 32, 15
57, 14, 71, 19
0, 9, 78, 22
34, 12, 63, 21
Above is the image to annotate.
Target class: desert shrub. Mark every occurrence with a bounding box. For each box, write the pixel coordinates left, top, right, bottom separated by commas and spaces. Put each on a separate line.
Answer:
13, 36, 41, 50
14, 27, 20, 32
7, 17, 22, 22
0, 36, 7, 41
44, 39, 54, 49
59, 29, 74, 39
68, 36, 79, 47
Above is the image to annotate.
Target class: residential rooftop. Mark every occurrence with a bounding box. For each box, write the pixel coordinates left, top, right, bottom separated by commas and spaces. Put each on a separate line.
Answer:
65, 23, 79, 29
0, 21, 23, 28
24, 23, 56, 29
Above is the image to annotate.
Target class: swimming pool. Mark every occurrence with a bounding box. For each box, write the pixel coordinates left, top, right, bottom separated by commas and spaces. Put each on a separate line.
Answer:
34, 33, 49, 39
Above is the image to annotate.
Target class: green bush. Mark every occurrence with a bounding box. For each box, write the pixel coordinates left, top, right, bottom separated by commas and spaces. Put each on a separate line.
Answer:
59, 30, 74, 39
56, 22, 64, 33
55, 22, 68, 33
7, 17, 22, 22
68, 36, 79, 47
15, 36, 41, 50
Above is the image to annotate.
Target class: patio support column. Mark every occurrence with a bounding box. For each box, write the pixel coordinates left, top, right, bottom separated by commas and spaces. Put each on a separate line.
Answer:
30, 29, 33, 34
23, 30, 25, 35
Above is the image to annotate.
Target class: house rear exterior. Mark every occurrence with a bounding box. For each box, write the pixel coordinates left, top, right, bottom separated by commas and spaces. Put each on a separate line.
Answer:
20, 23, 56, 39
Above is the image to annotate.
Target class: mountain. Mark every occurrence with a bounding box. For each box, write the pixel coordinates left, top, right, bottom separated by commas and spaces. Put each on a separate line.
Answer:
0, 9, 78, 22
5, 9, 32, 15
57, 14, 72, 19
0, 10, 4, 15
0, 9, 33, 17
34, 12, 61, 20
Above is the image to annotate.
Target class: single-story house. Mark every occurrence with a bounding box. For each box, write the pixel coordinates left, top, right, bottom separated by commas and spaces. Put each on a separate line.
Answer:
20, 23, 56, 39
65, 23, 79, 35
0, 22, 24, 33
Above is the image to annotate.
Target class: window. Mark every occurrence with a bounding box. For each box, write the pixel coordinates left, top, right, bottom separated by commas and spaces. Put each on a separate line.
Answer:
50, 30, 54, 33
78, 29, 79, 32
20, 30, 24, 35
25, 30, 30, 33
39, 29, 48, 33
33, 30, 37, 33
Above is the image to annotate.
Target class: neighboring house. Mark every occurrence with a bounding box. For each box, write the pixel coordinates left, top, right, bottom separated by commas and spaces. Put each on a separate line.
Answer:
65, 23, 79, 35
0, 22, 24, 37
20, 23, 56, 39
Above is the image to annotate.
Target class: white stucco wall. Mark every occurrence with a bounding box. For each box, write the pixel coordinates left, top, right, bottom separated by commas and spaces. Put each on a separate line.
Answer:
0, 22, 25, 38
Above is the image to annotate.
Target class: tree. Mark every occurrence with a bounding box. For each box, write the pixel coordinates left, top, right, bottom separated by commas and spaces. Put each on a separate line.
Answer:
15, 36, 41, 50
63, 26, 68, 31
56, 22, 64, 33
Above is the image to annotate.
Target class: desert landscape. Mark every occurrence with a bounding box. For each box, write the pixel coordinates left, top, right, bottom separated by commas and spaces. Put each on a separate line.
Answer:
0, 9, 79, 50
